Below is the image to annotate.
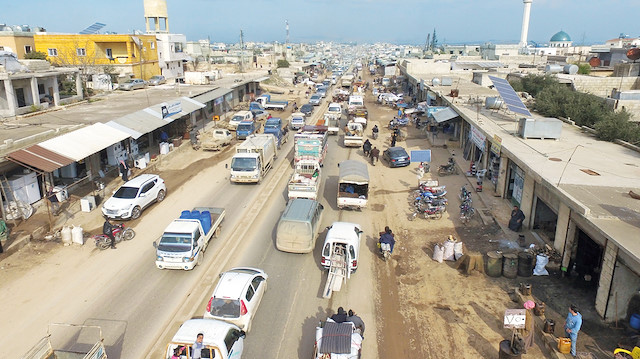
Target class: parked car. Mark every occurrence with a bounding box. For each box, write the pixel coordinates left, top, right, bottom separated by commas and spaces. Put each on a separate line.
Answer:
252, 109, 270, 122
383, 146, 411, 168
147, 75, 166, 86
203, 267, 268, 332
300, 104, 314, 116
101, 174, 166, 219
119, 78, 147, 91
309, 94, 322, 106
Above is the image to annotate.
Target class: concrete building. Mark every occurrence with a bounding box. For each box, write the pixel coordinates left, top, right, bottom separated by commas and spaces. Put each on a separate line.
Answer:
33, 33, 160, 80
144, 0, 186, 80
0, 25, 41, 59
398, 64, 640, 322
0, 56, 82, 117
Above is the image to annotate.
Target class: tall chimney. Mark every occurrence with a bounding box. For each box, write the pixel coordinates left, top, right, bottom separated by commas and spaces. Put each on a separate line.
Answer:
519, 0, 533, 48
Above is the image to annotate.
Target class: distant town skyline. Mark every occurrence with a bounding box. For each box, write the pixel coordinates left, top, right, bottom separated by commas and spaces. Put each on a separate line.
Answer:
2, 0, 638, 46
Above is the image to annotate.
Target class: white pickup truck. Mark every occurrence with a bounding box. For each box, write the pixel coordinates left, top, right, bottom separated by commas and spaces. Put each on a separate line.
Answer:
288, 160, 322, 200
154, 207, 225, 270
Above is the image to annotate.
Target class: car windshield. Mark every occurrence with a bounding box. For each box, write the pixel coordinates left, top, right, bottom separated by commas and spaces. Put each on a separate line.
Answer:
208, 298, 241, 318
311, 95, 320, 99
231, 157, 256, 171
391, 149, 407, 157
123, 80, 134, 84
237, 124, 252, 131
329, 106, 340, 112
158, 233, 192, 252
265, 124, 278, 129
113, 186, 139, 199
231, 116, 243, 122
151, 76, 162, 80
292, 117, 304, 123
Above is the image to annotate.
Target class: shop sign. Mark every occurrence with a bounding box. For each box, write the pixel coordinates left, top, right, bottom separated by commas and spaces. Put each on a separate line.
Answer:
161, 101, 181, 119
214, 97, 223, 105
503, 309, 526, 329
491, 135, 502, 156
470, 125, 486, 151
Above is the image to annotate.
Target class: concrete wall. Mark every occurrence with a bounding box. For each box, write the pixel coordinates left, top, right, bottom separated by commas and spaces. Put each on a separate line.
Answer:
596, 240, 618, 318
605, 259, 640, 321
557, 74, 640, 96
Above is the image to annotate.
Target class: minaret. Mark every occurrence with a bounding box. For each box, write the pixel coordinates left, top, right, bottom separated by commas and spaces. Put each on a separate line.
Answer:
519, 0, 533, 48
144, 0, 169, 34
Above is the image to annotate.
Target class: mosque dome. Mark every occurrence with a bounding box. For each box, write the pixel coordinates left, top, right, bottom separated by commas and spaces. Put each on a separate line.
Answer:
550, 31, 571, 42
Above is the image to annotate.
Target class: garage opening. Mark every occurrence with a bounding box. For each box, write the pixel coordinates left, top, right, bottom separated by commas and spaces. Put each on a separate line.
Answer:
533, 198, 557, 241
570, 228, 603, 290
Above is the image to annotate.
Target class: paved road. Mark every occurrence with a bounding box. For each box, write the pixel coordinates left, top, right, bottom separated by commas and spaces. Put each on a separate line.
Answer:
1, 78, 379, 359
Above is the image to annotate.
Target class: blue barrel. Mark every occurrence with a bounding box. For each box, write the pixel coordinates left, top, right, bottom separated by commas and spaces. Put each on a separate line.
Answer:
180, 210, 191, 219
200, 211, 212, 234
190, 210, 201, 220
631, 313, 640, 330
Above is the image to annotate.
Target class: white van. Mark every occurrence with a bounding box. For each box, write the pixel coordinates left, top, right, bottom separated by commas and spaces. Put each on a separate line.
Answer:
228, 111, 253, 131
165, 319, 245, 359
276, 199, 324, 253
321, 222, 363, 273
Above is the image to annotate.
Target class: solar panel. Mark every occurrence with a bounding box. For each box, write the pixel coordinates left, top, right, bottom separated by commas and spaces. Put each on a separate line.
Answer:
488, 75, 532, 117
79, 22, 106, 35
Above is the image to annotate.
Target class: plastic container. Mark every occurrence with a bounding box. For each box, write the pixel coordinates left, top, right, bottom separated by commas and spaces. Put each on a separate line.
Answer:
61, 226, 72, 245
558, 337, 571, 354
630, 313, 640, 330
486, 251, 503, 277
200, 211, 212, 234
71, 226, 84, 245
180, 210, 191, 219
518, 252, 534, 277
190, 210, 201, 220
503, 253, 518, 279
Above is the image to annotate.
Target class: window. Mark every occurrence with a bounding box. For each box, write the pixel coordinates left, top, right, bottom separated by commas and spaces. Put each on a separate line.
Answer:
24, 45, 32, 53
106, 48, 113, 59
245, 284, 255, 301
48, 48, 58, 56
175, 42, 183, 53
140, 181, 155, 194
250, 276, 264, 291
76, 48, 86, 56
150, 41, 155, 49
224, 329, 241, 353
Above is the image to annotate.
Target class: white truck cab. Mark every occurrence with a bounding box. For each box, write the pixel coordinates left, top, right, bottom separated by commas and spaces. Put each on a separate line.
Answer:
165, 319, 245, 359
228, 111, 253, 131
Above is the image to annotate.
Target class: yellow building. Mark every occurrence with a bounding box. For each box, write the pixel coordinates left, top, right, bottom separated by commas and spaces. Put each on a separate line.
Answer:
33, 34, 160, 80
0, 30, 36, 59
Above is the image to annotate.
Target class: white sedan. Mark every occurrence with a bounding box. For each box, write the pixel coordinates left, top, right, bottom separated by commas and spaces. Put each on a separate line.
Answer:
203, 267, 268, 332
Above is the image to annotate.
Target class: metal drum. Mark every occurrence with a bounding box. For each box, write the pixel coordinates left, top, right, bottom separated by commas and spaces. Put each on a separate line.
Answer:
503, 253, 518, 279
486, 251, 503, 277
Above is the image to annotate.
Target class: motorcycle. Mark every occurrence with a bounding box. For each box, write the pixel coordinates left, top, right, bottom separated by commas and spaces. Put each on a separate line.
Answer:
438, 157, 458, 176
459, 203, 475, 224
410, 203, 445, 221
372, 129, 379, 140
418, 162, 430, 173
460, 185, 472, 201
379, 240, 391, 261
93, 223, 135, 250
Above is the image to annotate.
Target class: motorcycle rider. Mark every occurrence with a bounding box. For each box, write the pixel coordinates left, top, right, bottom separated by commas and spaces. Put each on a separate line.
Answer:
372, 125, 379, 139
369, 147, 380, 165
103, 217, 116, 249
363, 139, 372, 157
379, 226, 395, 254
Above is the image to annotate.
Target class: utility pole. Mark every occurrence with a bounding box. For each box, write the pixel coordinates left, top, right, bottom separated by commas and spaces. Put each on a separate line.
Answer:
239, 29, 244, 73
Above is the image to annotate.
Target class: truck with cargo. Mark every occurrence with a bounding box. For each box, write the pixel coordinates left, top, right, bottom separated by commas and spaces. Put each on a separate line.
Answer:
21, 324, 107, 359
200, 128, 232, 151
154, 207, 225, 270
343, 120, 364, 147
230, 134, 277, 184
288, 159, 322, 200
256, 94, 288, 111
263, 117, 287, 148
347, 95, 364, 115
341, 74, 354, 88
294, 125, 328, 166
337, 160, 369, 210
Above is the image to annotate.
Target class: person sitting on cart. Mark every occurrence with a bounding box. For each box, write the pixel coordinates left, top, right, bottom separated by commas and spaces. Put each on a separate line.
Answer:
330, 307, 348, 323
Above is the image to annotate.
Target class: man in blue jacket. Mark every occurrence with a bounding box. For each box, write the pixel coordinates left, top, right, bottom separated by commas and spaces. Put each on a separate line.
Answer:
564, 304, 582, 357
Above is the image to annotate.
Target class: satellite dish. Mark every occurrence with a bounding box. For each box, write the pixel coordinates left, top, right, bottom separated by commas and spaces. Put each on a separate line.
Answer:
626, 48, 640, 62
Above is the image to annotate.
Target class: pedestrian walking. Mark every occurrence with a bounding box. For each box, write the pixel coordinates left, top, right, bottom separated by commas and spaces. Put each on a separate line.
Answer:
564, 304, 582, 357
391, 133, 397, 147
509, 206, 526, 232
119, 160, 129, 182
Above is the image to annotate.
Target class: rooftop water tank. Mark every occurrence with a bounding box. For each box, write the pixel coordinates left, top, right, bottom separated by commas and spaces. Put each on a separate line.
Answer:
563, 64, 578, 75
545, 64, 563, 74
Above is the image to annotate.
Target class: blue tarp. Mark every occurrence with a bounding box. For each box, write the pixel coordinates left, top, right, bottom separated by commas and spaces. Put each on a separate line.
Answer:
411, 150, 431, 162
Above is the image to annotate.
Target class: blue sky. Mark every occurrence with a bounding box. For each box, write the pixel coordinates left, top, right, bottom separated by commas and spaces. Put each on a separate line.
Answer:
3, 0, 638, 45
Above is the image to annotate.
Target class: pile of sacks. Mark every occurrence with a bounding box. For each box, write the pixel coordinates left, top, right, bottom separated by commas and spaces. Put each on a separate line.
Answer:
432, 235, 464, 263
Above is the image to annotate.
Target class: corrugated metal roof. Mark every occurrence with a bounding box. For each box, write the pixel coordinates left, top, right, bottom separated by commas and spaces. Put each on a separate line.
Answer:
7, 144, 75, 172
39, 123, 131, 161
107, 110, 167, 139
433, 107, 460, 123
146, 97, 205, 121
319, 322, 353, 354
192, 87, 232, 104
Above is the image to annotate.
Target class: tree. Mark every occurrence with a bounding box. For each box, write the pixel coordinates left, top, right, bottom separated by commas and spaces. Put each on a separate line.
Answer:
277, 59, 290, 68
24, 51, 48, 60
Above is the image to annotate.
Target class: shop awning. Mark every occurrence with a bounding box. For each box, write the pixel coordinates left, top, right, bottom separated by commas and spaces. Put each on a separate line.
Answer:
106, 110, 168, 139
7, 144, 75, 172
39, 123, 131, 161
146, 97, 205, 121
192, 88, 232, 104
432, 107, 461, 123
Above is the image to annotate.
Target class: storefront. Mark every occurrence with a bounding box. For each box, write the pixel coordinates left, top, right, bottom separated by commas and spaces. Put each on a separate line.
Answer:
488, 135, 502, 192
506, 161, 525, 207
462, 125, 488, 174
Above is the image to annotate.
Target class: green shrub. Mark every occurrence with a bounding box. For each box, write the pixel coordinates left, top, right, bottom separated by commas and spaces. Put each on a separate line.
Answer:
576, 63, 591, 75
276, 59, 290, 68
24, 51, 48, 60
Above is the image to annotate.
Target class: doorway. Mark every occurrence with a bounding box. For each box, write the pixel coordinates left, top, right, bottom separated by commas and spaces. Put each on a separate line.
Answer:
15, 88, 26, 107
571, 229, 603, 289
533, 198, 558, 241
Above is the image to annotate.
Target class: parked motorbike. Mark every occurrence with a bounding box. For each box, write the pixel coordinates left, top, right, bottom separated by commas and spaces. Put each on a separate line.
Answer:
460, 185, 472, 202
93, 223, 135, 250
410, 203, 445, 221
459, 202, 475, 224
379, 241, 391, 261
